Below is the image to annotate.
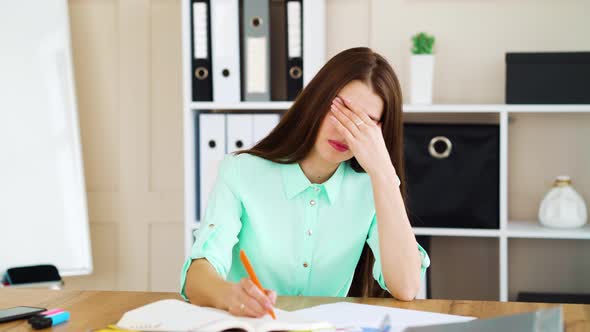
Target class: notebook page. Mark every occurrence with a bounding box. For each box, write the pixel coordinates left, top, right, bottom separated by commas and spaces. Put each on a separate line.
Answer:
117, 299, 239, 331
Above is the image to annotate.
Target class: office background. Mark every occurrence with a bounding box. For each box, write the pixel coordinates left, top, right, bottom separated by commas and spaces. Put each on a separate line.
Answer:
62, 0, 590, 300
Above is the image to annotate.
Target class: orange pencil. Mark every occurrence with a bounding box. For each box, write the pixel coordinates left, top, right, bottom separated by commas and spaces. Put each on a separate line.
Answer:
239, 249, 277, 320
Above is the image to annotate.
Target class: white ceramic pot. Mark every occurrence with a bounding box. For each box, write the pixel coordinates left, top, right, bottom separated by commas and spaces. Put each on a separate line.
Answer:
539, 175, 588, 228
409, 54, 434, 104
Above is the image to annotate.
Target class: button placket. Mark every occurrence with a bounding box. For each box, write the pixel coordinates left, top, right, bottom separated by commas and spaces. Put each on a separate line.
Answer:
300, 186, 319, 295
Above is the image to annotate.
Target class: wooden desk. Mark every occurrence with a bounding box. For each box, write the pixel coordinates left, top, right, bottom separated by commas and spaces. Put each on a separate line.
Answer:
0, 289, 589, 331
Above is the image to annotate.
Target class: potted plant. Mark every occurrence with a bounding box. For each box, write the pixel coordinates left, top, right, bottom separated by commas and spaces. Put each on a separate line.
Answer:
410, 32, 435, 104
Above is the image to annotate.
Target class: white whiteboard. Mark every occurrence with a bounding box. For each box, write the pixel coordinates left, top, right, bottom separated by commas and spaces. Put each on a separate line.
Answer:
0, 0, 92, 277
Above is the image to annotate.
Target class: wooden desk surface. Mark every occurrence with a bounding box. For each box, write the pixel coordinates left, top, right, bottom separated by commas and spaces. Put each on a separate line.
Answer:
0, 289, 588, 331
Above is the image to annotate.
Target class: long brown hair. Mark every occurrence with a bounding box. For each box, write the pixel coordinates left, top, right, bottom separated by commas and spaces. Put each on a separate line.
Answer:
238, 47, 406, 298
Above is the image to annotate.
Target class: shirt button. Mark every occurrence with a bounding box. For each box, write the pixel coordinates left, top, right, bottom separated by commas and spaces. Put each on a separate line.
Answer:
307, 229, 312, 236
208, 224, 215, 229
309, 200, 316, 206
313, 186, 320, 192
297, 293, 303, 296
303, 262, 309, 268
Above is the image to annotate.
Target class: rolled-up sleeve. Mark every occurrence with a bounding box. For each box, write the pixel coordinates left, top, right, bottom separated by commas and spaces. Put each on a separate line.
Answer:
366, 214, 431, 293
179, 155, 243, 301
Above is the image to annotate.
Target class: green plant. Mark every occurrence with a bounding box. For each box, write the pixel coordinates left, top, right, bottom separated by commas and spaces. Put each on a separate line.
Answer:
411, 32, 435, 55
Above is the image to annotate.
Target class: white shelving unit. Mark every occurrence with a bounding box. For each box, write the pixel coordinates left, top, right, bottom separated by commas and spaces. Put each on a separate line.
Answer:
405, 104, 590, 301
181, 1, 589, 302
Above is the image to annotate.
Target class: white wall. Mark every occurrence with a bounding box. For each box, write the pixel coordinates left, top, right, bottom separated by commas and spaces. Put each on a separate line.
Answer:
65, 0, 590, 300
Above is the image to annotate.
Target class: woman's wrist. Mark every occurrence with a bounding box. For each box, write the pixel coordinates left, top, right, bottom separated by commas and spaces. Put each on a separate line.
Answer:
214, 280, 233, 310
368, 163, 398, 185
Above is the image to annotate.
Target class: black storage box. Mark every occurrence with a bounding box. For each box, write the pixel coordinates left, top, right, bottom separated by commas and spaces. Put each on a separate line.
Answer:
506, 52, 590, 104
517, 292, 590, 304
404, 123, 500, 229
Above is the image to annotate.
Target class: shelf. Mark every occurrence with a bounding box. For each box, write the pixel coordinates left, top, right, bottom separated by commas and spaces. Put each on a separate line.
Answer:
191, 223, 502, 238
404, 104, 590, 113
413, 227, 500, 237
190, 101, 293, 110
506, 220, 590, 240
191, 221, 590, 240
404, 104, 502, 113
190, 102, 590, 113
502, 104, 590, 113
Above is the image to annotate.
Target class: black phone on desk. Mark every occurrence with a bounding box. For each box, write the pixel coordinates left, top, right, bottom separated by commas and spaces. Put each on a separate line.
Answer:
0, 306, 46, 323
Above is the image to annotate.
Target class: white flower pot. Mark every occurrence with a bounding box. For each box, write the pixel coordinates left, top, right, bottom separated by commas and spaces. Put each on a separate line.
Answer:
409, 55, 434, 104
539, 175, 588, 228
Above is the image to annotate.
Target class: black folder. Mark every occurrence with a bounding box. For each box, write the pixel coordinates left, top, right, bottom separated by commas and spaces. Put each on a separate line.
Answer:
286, 0, 303, 101
270, 0, 288, 101
191, 0, 213, 101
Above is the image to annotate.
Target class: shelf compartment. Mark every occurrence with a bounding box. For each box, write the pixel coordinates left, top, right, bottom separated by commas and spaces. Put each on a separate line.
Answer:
507, 237, 590, 301
427, 236, 500, 301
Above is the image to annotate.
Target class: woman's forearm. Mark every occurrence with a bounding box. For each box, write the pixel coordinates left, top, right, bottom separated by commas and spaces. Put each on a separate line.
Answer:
370, 166, 422, 301
184, 259, 231, 309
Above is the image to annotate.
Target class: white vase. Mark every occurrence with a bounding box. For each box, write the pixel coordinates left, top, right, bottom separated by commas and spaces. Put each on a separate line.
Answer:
409, 54, 434, 104
538, 175, 588, 228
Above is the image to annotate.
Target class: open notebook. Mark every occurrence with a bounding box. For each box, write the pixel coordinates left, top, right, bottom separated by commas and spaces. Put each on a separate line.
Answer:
116, 299, 332, 332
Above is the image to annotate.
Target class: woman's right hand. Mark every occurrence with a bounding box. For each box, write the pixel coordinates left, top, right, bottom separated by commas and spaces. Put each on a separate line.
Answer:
225, 278, 277, 317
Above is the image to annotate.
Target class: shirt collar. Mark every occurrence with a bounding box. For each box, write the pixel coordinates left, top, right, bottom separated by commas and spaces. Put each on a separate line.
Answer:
281, 161, 347, 204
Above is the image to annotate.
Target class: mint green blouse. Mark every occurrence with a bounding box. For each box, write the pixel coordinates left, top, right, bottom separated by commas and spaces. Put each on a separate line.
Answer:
180, 153, 430, 300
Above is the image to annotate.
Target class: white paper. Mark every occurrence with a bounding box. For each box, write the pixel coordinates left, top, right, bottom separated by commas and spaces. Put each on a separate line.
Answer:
292, 302, 475, 332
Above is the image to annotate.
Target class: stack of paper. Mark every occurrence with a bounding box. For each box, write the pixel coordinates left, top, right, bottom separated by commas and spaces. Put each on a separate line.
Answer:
116, 300, 560, 332
292, 302, 475, 331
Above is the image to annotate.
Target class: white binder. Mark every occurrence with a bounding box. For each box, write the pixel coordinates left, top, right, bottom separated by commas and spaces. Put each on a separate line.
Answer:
198, 113, 226, 220
210, 0, 241, 102
253, 114, 279, 144
226, 114, 254, 153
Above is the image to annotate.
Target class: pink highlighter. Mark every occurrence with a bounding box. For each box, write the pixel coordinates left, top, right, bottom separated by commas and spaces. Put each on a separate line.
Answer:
27, 308, 65, 324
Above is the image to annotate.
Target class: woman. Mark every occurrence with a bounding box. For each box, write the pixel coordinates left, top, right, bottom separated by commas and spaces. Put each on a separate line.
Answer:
180, 47, 430, 317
